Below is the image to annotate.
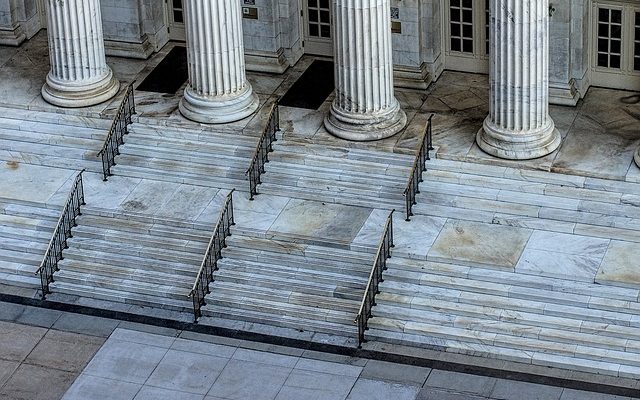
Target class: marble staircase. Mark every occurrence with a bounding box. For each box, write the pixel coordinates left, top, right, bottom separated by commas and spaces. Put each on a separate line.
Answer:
415, 158, 640, 243
0, 107, 110, 173
0, 198, 59, 289
201, 232, 375, 337
50, 207, 212, 311
259, 140, 414, 210
367, 255, 640, 378
110, 122, 259, 190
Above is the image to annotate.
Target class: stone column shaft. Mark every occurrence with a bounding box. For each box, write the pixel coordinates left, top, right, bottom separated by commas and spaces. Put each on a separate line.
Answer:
325, 0, 406, 141
179, 0, 258, 124
477, 0, 561, 159
42, 0, 119, 107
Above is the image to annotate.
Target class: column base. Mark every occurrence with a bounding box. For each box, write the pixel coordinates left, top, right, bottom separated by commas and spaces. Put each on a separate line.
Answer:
634, 147, 640, 169
324, 100, 407, 142
179, 84, 260, 124
476, 118, 562, 160
42, 69, 120, 108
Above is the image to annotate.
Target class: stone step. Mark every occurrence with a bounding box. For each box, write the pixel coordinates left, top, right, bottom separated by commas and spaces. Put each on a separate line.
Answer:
200, 304, 354, 337
57, 258, 195, 289
216, 258, 367, 298
70, 225, 207, 255
222, 247, 372, 278
213, 268, 360, 301
0, 271, 41, 289
0, 249, 42, 266
226, 235, 374, 265
0, 107, 112, 130
128, 123, 260, 145
261, 172, 405, 201
0, 224, 51, 242
258, 183, 399, 210
268, 152, 410, 179
110, 164, 243, 191
272, 141, 413, 167
0, 137, 100, 160
0, 237, 48, 255
0, 126, 105, 148
205, 290, 356, 325
54, 269, 191, 301
114, 153, 248, 180
210, 280, 361, 312
364, 327, 640, 379
0, 260, 40, 278
77, 213, 212, 242
61, 247, 199, 277
66, 236, 203, 265
0, 150, 103, 174
371, 304, 640, 354
385, 258, 640, 303
50, 281, 192, 313
375, 285, 638, 329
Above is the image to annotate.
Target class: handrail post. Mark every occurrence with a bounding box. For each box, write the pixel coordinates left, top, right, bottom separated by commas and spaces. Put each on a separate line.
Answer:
355, 210, 394, 347
36, 169, 86, 299
189, 189, 236, 322
98, 82, 136, 181
246, 99, 280, 199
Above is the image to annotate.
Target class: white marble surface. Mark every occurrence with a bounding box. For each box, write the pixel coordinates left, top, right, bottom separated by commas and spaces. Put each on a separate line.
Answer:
516, 231, 610, 281
428, 220, 532, 270
596, 240, 640, 288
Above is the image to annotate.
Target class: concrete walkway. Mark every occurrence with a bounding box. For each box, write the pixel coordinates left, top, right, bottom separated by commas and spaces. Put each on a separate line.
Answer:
0, 301, 635, 400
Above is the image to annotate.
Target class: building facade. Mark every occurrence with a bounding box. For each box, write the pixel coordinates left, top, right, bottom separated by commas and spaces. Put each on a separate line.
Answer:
2, 0, 639, 99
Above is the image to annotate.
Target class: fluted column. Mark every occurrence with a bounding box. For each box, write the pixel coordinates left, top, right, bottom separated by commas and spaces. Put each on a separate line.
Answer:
179, 0, 259, 124
42, 0, 119, 108
477, 0, 561, 160
325, 0, 406, 141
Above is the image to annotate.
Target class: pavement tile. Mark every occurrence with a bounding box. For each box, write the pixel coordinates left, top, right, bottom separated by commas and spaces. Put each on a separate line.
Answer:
62, 374, 141, 400
52, 313, 120, 338
207, 359, 291, 400
0, 363, 76, 400
424, 370, 497, 396
490, 379, 563, 400
346, 379, 421, 400
82, 339, 167, 384
133, 386, 205, 400
145, 349, 229, 395
360, 360, 431, 386
25, 329, 104, 372
0, 321, 47, 362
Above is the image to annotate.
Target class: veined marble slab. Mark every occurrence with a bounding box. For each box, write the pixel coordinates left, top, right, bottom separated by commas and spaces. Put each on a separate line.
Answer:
0, 162, 76, 206
515, 231, 609, 282
268, 198, 371, 244
428, 220, 532, 271
596, 240, 640, 289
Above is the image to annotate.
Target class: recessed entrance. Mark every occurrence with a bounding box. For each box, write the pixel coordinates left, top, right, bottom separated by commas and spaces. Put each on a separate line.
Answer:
302, 0, 333, 56
591, 1, 640, 90
444, 0, 489, 74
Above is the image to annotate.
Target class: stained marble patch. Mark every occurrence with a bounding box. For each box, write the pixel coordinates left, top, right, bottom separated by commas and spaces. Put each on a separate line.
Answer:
428, 220, 532, 270
596, 240, 640, 288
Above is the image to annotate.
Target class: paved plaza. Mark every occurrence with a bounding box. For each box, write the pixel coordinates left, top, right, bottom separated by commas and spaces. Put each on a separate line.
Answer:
0, 302, 637, 400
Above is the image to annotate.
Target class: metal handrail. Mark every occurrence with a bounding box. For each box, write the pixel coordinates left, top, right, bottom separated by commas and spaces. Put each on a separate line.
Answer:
355, 209, 395, 347
189, 189, 235, 322
246, 99, 280, 200
97, 82, 136, 181
403, 114, 434, 221
35, 169, 86, 299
